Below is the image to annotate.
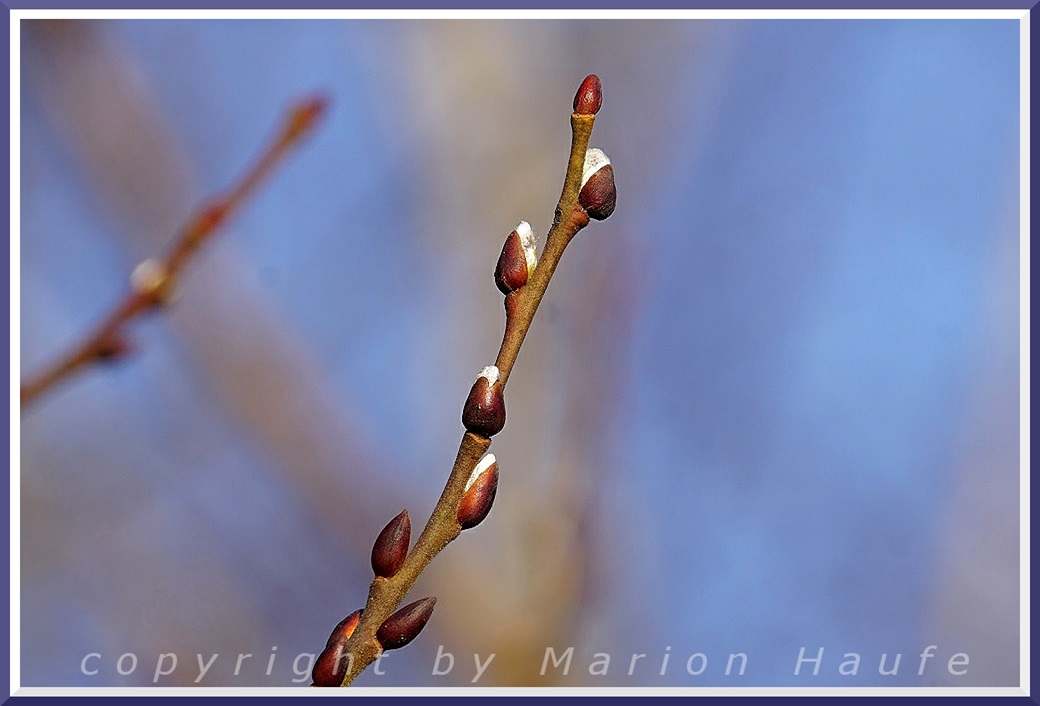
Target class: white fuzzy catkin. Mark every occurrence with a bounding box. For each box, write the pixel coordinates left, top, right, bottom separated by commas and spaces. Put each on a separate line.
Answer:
581, 148, 611, 188
515, 221, 538, 274
478, 365, 500, 386
130, 258, 173, 300
466, 454, 497, 491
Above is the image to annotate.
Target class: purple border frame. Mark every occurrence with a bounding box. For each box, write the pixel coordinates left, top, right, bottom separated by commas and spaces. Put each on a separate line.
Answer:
3, 2, 1034, 704
0, 1, 1038, 8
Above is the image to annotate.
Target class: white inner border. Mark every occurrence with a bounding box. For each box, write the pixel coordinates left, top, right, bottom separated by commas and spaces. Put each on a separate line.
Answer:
9, 7, 1031, 699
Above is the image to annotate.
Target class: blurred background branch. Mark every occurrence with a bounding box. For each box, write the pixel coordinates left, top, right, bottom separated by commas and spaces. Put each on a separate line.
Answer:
20, 79, 327, 408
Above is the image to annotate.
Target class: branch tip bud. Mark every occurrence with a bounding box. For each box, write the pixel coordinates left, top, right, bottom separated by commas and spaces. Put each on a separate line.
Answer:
573, 74, 603, 115
286, 94, 330, 142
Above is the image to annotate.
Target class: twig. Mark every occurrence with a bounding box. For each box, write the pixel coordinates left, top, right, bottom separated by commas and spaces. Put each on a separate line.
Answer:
20, 95, 328, 409
314, 75, 616, 687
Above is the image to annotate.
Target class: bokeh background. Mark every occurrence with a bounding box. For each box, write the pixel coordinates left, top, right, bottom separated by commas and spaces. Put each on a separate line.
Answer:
17, 18, 1021, 687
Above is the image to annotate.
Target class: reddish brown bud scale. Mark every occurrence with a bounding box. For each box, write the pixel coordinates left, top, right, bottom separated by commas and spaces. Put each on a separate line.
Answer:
312, 608, 363, 685
371, 510, 411, 578
325, 609, 363, 650
580, 164, 616, 220
311, 640, 353, 687
462, 367, 506, 438
457, 455, 499, 530
494, 221, 537, 295
495, 231, 528, 294
376, 597, 437, 651
579, 149, 616, 221
573, 74, 603, 115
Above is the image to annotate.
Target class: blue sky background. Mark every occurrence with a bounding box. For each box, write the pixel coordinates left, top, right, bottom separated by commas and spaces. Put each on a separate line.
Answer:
18, 18, 1021, 687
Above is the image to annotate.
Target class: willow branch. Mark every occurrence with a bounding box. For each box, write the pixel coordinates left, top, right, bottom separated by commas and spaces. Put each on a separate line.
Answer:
494, 112, 594, 388
20, 94, 328, 409
329, 77, 610, 687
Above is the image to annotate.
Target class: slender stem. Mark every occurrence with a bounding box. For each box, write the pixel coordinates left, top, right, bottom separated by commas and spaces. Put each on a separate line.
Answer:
20, 95, 328, 409
496, 114, 593, 387
337, 432, 490, 684
337, 111, 596, 686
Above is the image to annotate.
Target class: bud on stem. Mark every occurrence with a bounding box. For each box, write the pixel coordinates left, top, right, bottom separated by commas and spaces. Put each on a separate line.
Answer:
311, 641, 354, 687
457, 454, 499, 530
462, 366, 506, 438
312, 609, 363, 685
376, 597, 437, 651
579, 148, 616, 221
325, 609, 363, 650
371, 510, 411, 578
494, 222, 538, 294
130, 258, 176, 306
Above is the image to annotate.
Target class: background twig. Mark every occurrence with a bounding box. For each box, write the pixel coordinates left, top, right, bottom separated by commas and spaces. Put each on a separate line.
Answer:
20, 94, 328, 408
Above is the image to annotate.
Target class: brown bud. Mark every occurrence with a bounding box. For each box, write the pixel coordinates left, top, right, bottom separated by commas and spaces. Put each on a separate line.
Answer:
376, 597, 437, 651
579, 149, 616, 221
371, 510, 411, 578
462, 366, 506, 438
311, 640, 354, 687
325, 609, 362, 650
494, 222, 537, 294
573, 74, 603, 115
94, 332, 133, 363
457, 454, 499, 530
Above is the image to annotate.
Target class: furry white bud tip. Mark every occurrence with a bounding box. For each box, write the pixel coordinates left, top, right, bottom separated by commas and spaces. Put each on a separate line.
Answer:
581, 148, 611, 189
477, 365, 500, 386
466, 453, 497, 491
515, 221, 533, 242
515, 221, 538, 273
130, 258, 173, 301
